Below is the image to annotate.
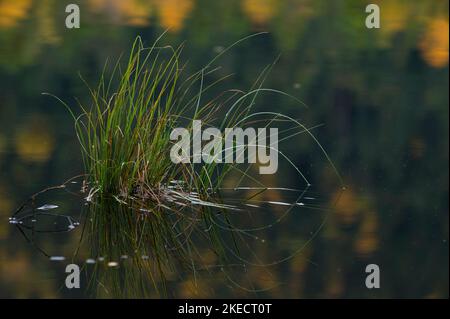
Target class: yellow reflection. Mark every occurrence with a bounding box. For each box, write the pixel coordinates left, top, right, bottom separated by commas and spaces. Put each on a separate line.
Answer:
290, 247, 311, 274
327, 272, 344, 297
0, 251, 29, 283
116, 0, 152, 26
200, 249, 218, 265
36, 0, 60, 44
247, 265, 280, 294
88, 0, 152, 27
374, 0, 411, 47
0, 250, 58, 298
88, 0, 108, 11
354, 211, 379, 256
154, 0, 193, 32
380, 0, 409, 33
179, 277, 210, 298
0, 185, 13, 239
333, 188, 360, 225
419, 18, 449, 68
242, 0, 277, 26
15, 116, 54, 163
0, 0, 32, 28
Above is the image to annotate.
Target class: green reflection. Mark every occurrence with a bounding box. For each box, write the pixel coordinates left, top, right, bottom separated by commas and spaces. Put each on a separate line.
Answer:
0, 0, 448, 298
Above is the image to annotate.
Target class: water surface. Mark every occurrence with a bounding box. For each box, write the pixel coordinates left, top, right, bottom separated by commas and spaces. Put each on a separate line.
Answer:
0, 0, 448, 298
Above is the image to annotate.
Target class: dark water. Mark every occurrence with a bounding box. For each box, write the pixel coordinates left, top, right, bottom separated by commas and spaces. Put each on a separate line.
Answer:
0, 0, 448, 298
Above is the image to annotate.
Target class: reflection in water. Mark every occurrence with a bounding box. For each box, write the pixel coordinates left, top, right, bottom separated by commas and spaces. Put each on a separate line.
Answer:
14, 116, 54, 163
36, 0, 60, 44
0, 185, 13, 240
87, 0, 194, 31
10, 176, 333, 297
419, 18, 449, 68
88, 0, 153, 27
154, 0, 193, 32
332, 188, 361, 225
0, 1, 448, 68
354, 210, 378, 257
0, 0, 32, 28
81, 191, 235, 298
0, 0, 448, 299
242, 0, 278, 26
378, 0, 409, 44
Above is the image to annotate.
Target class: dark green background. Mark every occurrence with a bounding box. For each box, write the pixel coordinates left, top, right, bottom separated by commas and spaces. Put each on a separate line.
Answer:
0, 0, 448, 298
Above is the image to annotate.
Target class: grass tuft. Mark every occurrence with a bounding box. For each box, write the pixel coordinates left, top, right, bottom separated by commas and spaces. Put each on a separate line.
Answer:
39, 35, 343, 297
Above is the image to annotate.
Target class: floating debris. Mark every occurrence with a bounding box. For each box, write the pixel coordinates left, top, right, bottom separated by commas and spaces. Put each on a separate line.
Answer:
107, 262, 119, 267
37, 204, 59, 211
86, 258, 96, 264
49, 256, 65, 261
267, 201, 292, 206
9, 212, 80, 233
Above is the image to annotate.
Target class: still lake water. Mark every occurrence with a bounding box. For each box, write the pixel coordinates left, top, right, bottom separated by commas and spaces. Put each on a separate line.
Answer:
0, 0, 448, 298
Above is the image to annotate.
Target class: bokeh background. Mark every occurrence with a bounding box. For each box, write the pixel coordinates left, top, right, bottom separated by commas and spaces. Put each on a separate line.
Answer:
0, 0, 448, 298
